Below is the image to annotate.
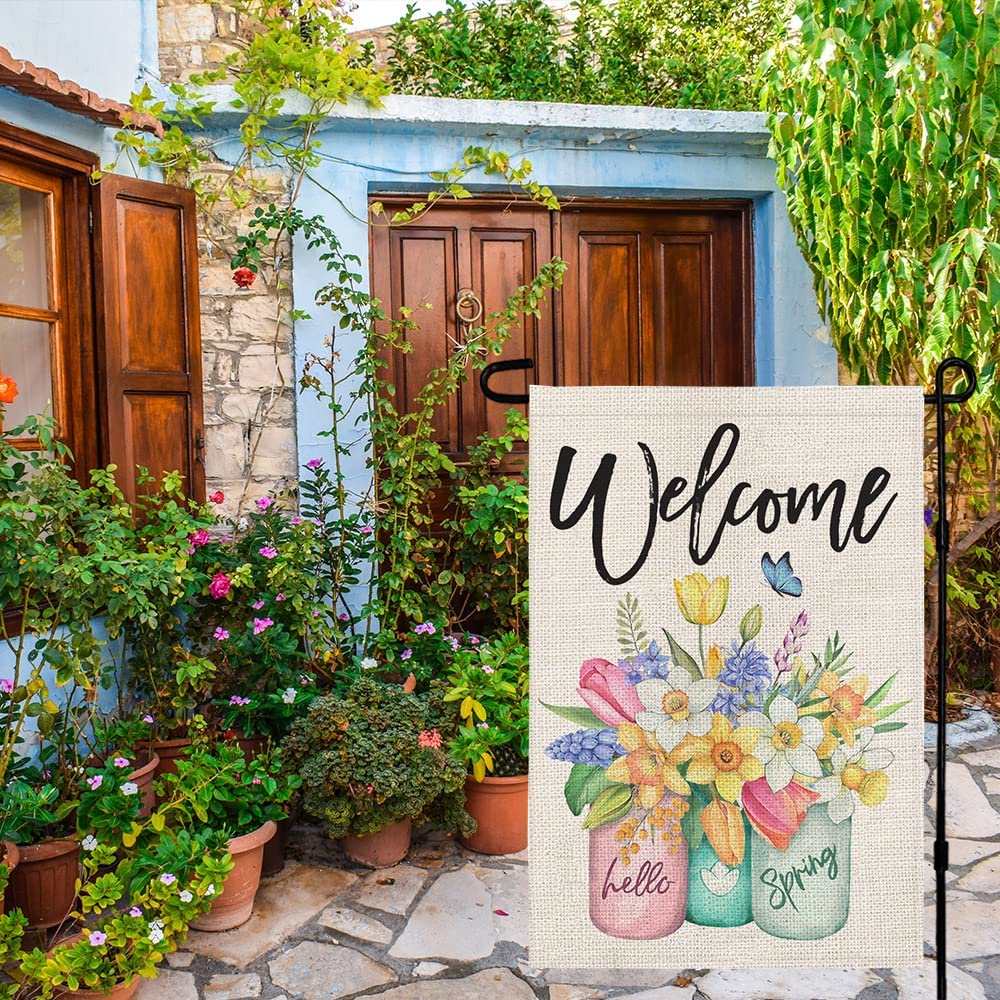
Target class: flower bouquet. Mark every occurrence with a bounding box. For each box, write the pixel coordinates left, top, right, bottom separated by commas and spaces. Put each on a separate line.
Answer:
544, 571, 908, 941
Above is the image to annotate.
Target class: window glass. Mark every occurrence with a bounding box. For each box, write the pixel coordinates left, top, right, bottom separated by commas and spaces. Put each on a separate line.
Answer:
0, 316, 53, 431
0, 181, 50, 310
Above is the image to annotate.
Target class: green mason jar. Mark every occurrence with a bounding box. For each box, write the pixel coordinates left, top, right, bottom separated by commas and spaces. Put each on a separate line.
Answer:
686, 812, 752, 927
751, 806, 852, 940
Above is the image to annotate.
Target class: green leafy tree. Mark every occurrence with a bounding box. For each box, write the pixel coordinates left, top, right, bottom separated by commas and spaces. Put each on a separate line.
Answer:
761, 0, 1000, 689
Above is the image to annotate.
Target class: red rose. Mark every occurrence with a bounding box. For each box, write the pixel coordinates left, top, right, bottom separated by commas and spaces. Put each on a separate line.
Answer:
232, 267, 256, 288
208, 490, 225, 504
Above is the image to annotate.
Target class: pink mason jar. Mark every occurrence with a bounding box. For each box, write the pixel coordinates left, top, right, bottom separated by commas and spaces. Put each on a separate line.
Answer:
588, 793, 688, 939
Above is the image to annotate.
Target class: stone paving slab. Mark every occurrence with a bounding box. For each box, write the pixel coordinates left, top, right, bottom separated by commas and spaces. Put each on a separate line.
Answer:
136, 737, 1000, 1000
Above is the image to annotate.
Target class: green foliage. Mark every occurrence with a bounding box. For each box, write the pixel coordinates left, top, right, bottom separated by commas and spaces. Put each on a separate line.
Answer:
281, 677, 472, 838
383, 0, 787, 110
445, 632, 529, 780
761, 0, 1000, 681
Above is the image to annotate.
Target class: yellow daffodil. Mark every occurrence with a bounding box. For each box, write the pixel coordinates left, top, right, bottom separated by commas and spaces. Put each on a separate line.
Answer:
803, 670, 878, 756
813, 727, 894, 823
606, 723, 693, 808
674, 573, 729, 625
683, 713, 764, 802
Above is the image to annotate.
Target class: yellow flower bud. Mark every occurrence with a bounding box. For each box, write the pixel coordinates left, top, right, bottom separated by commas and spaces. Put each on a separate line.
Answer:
859, 769, 889, 807
706, 645, 724, 678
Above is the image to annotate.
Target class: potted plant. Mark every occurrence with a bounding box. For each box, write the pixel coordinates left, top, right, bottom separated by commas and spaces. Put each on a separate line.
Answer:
157, 735, 298, 931
445, 632, 529, 854
282, 676, 473, 867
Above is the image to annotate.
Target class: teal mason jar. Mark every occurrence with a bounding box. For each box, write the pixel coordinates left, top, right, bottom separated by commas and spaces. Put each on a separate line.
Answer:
686, 811, 753, 927
751, 806, 852, 940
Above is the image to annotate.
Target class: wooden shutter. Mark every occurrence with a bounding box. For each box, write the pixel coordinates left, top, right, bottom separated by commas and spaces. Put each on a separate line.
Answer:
93, 175, 205, 502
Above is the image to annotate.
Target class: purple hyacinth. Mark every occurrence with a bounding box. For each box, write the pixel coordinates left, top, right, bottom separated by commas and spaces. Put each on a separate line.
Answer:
774, 610, 809, 674
718, 639, 771, 704
618, 640, 670, 686
710, 684, 747, 720
545, 728, 626, 767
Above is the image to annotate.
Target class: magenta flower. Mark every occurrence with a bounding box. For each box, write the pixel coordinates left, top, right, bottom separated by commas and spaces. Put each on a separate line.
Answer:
275, 593, 286, 602
0, 678, 12, 694
253, 617, 274, 635
414, 622, 436, 636
189, 528, 211, 547
306, 458, 323, 469
401, 648, 412, 661
252, 776, 262, 785
470, 636, 481, 645
448, 636, 460, 651
229, 695, 251, 706
159, 873, 176, 886
88, 931, 107, 947
87, 775, 103, 790
214, 627, 230, 641
252, 599, 265, 610
361, 525, 374, 535
209, 572, 231, 600
290, 516, 303, 526
258, 546, 278, 559
143, 714, 155, 724
128, 906, 142, 918
113, 757, 130, 769
338, 613, 348, 621
256, 496, 275, 512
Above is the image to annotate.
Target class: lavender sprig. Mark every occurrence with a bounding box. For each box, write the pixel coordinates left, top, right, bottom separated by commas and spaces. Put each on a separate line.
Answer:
774, 610, 809, 676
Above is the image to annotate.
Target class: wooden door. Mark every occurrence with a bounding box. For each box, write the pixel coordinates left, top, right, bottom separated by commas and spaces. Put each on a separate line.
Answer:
93, 175, 206, 502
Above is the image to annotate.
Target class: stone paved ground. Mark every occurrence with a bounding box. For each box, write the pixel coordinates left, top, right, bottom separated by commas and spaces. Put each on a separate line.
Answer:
139, 736, 1000, 1000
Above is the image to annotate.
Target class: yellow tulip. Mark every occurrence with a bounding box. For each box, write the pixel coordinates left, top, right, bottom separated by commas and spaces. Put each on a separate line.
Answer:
700, 798, 745, 866
674, 573, 729, 625
859, 769, 889, 807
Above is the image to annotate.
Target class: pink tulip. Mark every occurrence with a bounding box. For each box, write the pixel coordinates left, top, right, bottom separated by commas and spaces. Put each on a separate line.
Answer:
741, 776, 819, 851
577, 658, 643, 726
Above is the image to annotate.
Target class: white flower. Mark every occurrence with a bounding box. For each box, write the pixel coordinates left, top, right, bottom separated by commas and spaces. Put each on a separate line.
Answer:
634, 672, 720, 752
148, 919, 165, 945
120, 781, 139, 796
281, 687, 297, 704
814, 727, 894, 824
360, 657, 377, 671
82, 835, 99, 851
738, 695, 824, 792
205, 883, 216, 897
178, 889, 193, 903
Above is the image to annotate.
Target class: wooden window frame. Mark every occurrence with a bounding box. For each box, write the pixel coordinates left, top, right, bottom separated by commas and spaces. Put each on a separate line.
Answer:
0, 121, 100, 477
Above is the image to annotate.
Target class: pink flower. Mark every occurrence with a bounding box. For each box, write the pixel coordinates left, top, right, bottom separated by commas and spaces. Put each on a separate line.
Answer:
306, 458, 323, 469
189, 529, 211, 547
577, 658, 643, 726
470, 636, 480, 645
414, 622, 436, 636
0, 678, 12, 694
253, 617, 274, 635
128, 906, 142, 917
87, 774, 103, 790
113, 757, 130, 769
208, 490, 225, 504
361, 525, 374, 535
252, 776, 262, 785
401, 648, 412, 661
275, 593, 286, 602
210, 572, 231, 600
338, 613, 349, 621
258, 546, 278, 559
257, 497, 275, 512
290, 516, 303, 526
300, 674, 311, 685
418, 729, 443, 749
159, 873, 176, 886
214, 628, 230, 641
143, 714, 155, 724
741, 776, 819, 851
252, 599, 265, 610
229, 695, 251, 706
88, 931, 107, 947
481, 665, 495, 675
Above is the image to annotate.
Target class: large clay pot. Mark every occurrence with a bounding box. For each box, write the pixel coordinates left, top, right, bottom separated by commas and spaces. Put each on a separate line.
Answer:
48, 933, 141, 999
0, 840, 20, 915
588, 793, 688, 939
342, 818, 412, 868
150, 738, 191, 779
460, 774, 528, 855
262, 815, 293, 878
6, 838, 79, 929
126, 753, 160, 819
189, 820, 276, 932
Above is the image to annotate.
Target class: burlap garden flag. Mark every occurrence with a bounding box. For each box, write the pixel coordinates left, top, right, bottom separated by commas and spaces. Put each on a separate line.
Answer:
528, 386, 924, 969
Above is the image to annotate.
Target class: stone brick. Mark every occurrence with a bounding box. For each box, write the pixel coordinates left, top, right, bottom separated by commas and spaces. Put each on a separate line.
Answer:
229, 297, 291, 342
249, 424, 298, 481
205, 423, 247, 482
239, 344, 294, 392
159, 5, 217, 45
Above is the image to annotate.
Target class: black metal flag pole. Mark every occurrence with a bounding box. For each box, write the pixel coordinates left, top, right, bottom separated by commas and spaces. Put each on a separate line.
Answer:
482, 354, 978, 1000
925, 357, 977, 1000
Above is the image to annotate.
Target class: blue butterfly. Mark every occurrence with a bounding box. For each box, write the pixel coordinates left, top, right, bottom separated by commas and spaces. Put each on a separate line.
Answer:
761, 552, 803, 597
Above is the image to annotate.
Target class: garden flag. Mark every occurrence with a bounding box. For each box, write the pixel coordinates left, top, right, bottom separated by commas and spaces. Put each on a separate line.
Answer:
528, 386, 924, 969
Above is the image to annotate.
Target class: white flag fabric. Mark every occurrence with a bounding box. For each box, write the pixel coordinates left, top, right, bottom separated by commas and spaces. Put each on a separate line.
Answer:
528, 386, 924, 969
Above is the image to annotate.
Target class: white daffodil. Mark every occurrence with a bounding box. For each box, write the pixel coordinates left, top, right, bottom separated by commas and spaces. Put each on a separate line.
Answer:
634, 673, 720, 752
120, 781, 139, 796
813, 726, 894, 824
738, 695, 824, 792
281, 687, 297, 704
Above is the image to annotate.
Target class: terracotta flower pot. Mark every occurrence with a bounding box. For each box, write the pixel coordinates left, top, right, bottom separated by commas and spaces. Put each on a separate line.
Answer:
151, 738, 191, 779
189, 820, 276, 932
48, 933, 141, 1000
341, 818, 412, 868
460, 774, 528, 855
261, 814, 293, 878
126, 753, 160, 819
5, 838, 79, 929
0, 840, 20, 915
